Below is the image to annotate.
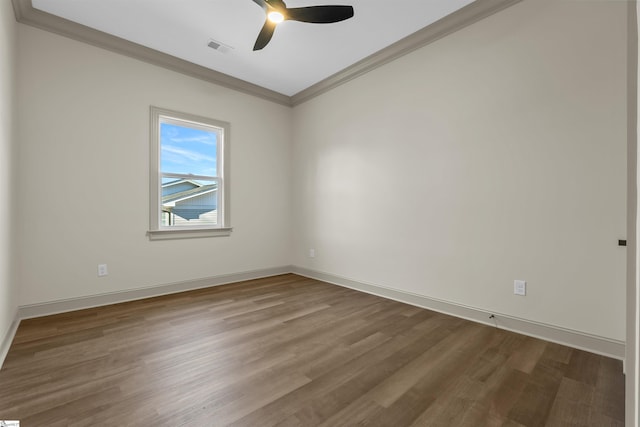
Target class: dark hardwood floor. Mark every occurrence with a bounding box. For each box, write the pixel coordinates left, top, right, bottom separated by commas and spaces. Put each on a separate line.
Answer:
0, 274, 625, 426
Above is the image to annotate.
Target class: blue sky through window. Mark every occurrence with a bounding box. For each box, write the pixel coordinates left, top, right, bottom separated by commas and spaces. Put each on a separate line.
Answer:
160, 122, 217, 177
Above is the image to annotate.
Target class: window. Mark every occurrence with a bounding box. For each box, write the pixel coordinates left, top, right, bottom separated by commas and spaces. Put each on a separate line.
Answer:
148, 106, 231, 240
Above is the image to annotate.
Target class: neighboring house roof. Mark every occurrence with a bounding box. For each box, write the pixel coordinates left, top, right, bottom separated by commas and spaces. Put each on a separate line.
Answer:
162, 179, 201, 189
162, 182, 217, 207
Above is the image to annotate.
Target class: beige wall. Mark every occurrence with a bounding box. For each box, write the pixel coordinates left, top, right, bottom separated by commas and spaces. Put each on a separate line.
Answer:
15, 25, 293, 305
292, 0, 628, 341
4, 0, 637, 420
0, 0, 18, 349
7, 0, 630, 349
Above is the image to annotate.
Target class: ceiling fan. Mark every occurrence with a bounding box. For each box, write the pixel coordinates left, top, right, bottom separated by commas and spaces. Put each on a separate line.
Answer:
251, 0, 354, 51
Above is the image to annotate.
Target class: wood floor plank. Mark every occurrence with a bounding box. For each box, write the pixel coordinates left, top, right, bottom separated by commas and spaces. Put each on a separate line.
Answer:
505, 337, 547, 374
369, 323, 492, 408
592, 356, 625, 421
0, 273, 625, 426
231, 316, 458, 426
506, 352, 569, 426
565, 350, 601, 386
544, 377, 594, 426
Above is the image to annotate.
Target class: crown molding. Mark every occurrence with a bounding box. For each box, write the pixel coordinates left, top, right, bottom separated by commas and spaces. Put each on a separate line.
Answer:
12, 0, 522, 107
291, 0, 523, 106
10, 0, 292, 106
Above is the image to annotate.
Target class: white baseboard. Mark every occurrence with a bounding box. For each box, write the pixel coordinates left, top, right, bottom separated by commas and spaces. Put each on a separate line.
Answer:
0, 309, 20, 369
17, 265, 293, 320
3, 264, 625, 372
291, 266, 626, 360
0, 266, 293, 370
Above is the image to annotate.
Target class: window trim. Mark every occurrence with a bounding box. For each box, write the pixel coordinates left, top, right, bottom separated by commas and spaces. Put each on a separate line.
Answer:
148, 106, 231, 240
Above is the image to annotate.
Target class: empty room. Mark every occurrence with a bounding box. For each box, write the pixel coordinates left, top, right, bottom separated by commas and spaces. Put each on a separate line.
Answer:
0, 0, 639, 425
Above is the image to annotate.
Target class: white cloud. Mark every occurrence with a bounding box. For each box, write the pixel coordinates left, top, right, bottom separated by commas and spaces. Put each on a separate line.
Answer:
170, 135, 216, 145
162, 146, 216, 162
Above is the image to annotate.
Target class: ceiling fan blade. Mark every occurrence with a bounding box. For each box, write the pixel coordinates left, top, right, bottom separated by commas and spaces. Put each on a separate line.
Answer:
286, 5, 354, 23
251, 0, 268, 11
265, 0, 287, 9
253, 20, 277, 50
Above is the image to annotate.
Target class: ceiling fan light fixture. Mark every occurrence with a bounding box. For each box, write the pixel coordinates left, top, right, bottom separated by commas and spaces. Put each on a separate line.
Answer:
268, 11, 285, 24
252, 0, 354, 50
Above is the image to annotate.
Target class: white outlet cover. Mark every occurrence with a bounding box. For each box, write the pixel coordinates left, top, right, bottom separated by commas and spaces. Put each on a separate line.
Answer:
98, 264, 108, 277
514, 280, 526, 296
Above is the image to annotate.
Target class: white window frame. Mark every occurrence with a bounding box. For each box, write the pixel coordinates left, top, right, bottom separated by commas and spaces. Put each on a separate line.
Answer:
147, 106, 231, 240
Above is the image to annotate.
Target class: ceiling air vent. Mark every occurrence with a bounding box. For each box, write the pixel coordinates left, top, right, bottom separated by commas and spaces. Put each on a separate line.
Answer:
207, 39, 233, 54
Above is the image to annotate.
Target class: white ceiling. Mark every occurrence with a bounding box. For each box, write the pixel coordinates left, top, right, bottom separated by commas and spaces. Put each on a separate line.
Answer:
31, 0, 476, 96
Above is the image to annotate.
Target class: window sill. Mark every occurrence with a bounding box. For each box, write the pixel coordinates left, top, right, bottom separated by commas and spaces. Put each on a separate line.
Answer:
147, 227, 233, 241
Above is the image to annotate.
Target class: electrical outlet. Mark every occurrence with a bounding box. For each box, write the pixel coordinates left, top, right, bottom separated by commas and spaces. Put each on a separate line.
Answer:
514, 280, 526, 296
309, 248, 316, 258
98, 264, 108, 277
